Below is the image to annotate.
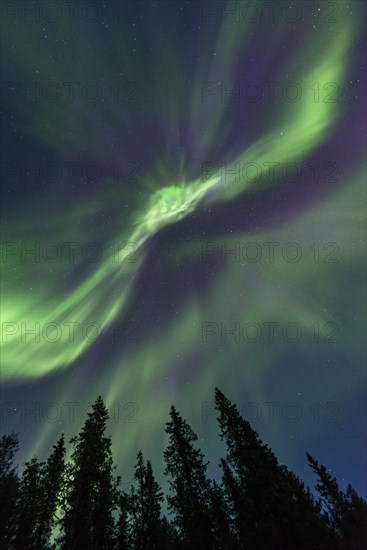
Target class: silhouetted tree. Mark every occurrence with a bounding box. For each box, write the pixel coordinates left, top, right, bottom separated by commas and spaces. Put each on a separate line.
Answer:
33, 434, 66, 548
209, 480, 237, 549
159, 516, 179, 550
131, 451, 147, 549
130, 451, 164, 549
220, 456, 245, 544
164, 406, 214, 549
12, 457, 44, 549
0, 433, 19, 548
115, 491, 131, 550
144, 460, 164, 548
3, 390, 366, 550
215, 387, 329, 549
307, 452, 367, 549
59, 396, 119, 549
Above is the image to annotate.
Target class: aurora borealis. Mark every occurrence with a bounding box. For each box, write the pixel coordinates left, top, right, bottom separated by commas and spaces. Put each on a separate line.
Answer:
1, 0, 366, 497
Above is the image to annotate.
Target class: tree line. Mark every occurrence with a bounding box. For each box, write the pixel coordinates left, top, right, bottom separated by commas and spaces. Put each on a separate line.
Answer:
0, 388, 366, 549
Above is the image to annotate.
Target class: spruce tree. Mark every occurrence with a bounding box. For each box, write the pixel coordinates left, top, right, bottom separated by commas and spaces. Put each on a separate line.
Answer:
130, 450, 147, 549
34, 434, 66, 548
60, 396, 119, 549
164, 405, 214, 549
115, 491, 131, 550
219, 456, 245, 544
0, 432, 19, 478
209, 479, 237, 550
130, 451, 164, 550
215, 387, 328, 549
307, 452, 367, 549
12, 457, 44, 549
144, 460, 164, 548
0, 433, 19, 548
159, 516, 179, 550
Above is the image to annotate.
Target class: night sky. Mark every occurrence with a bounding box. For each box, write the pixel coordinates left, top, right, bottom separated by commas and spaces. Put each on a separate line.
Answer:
1, 0, 366, 499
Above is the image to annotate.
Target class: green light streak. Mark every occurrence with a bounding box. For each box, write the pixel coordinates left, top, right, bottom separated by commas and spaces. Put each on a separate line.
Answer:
0, 3, 358, 380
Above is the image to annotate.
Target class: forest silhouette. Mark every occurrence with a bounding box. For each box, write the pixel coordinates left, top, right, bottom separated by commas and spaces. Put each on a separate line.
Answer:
1, 388, 366, 549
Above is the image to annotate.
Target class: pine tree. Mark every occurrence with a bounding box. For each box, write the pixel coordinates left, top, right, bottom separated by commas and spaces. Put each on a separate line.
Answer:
215, 387, 328, 549
130, 450, 147, 549
144, 460, 164, 548
0, 433, 19, 548
0, 432, 19, 478
208, 479, 237, 549
160, 516, 179, 549
60, 396, 119, 549
12, 457, 44, 549
307, 452, 367, 549
164, 405, 214, 549
33, 434, 66, 548
115, 491, 131, 550
219, 456, 245, 545
130, 451, 164, 549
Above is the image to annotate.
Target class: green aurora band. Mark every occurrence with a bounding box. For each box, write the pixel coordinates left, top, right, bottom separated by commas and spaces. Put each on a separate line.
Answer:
1, 8, 356, 380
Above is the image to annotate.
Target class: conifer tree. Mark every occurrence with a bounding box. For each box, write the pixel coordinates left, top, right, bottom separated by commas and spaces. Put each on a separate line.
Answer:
144, 460, 164, 548
60, 396, 119, 549
0, 433, 19, 548
115, 491, 131, 550
209, 479, 237, 549
34, 434, 66, 548
307, 452, 367, 549
130, 451, 164, 549
215, 387, 328, 549
0, 433, 19, 478
12, 457, 44, 549
164, 405, 214, 549
159, 516, 179, 550
131, 450, 147, 549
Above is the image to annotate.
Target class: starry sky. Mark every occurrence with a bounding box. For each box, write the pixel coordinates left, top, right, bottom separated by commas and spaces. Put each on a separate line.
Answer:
1, 0, 366, 498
